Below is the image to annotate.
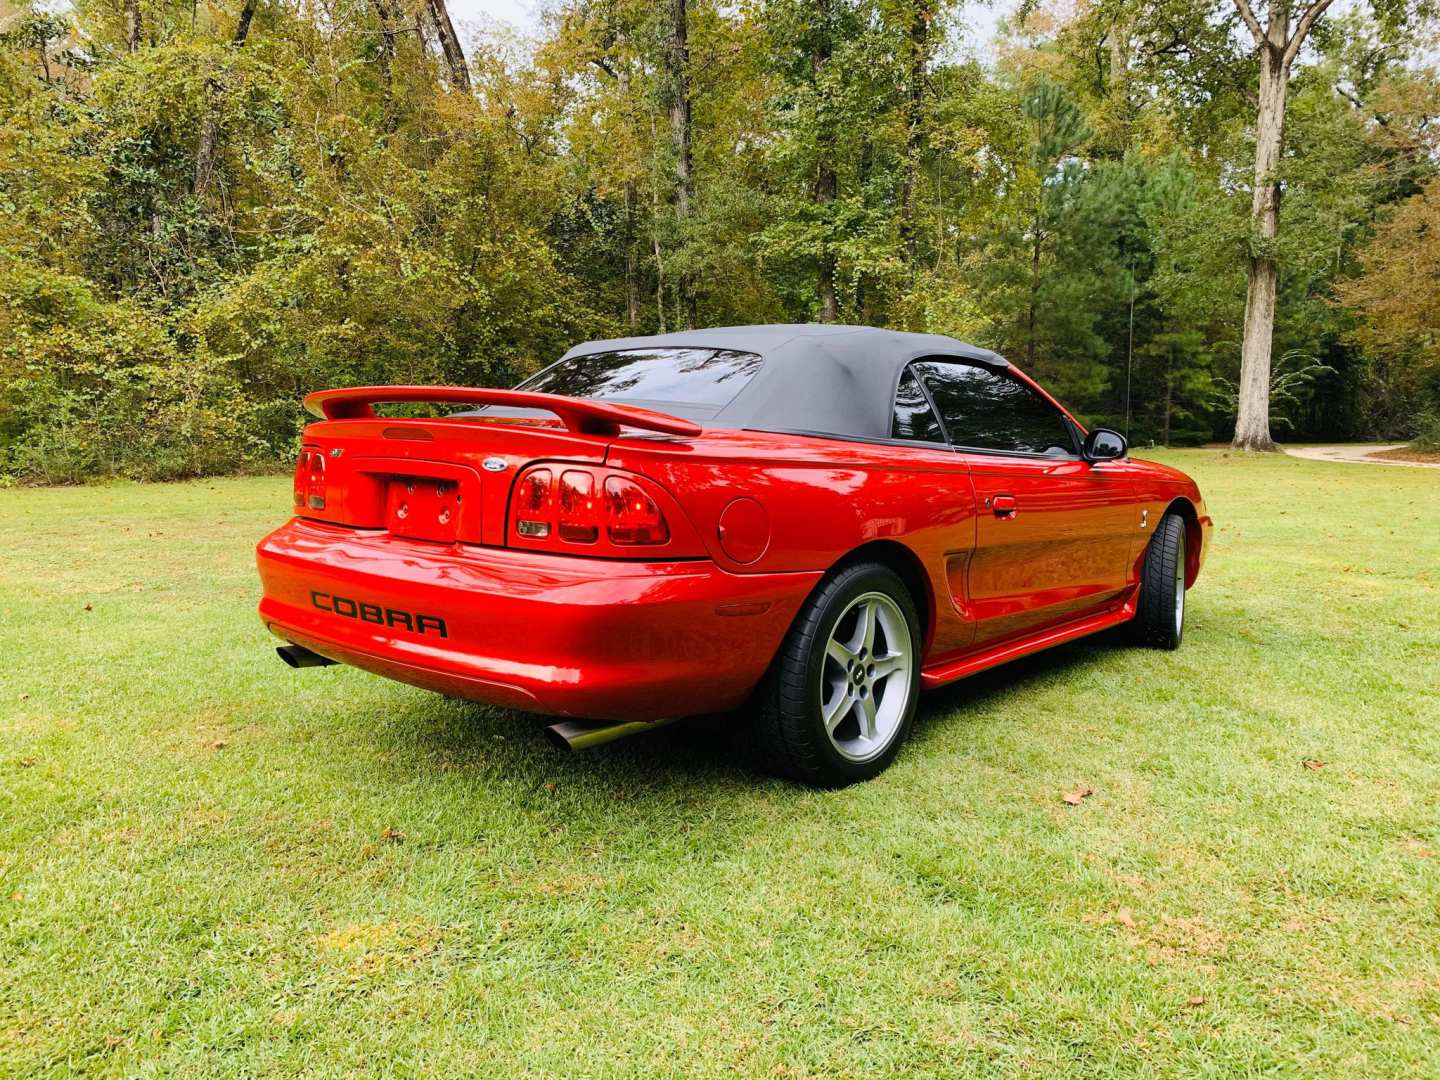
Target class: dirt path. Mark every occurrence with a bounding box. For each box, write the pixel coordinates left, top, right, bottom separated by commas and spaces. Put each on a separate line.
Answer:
1285, 444, 1440, 469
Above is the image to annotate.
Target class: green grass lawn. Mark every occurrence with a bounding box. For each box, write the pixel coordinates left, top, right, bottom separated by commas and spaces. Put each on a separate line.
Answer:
3, 451, 1438, 1077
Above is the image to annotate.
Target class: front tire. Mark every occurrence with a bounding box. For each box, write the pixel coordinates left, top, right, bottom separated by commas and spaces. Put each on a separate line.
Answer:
755, 562, 921, 787
1135, 513, 1187, 649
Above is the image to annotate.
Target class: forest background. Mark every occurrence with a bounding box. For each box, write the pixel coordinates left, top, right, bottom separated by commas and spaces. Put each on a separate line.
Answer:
2, 0, 1437, 482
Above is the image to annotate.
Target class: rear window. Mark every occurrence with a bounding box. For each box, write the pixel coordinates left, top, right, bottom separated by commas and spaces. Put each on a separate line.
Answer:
518, 348, 763, 409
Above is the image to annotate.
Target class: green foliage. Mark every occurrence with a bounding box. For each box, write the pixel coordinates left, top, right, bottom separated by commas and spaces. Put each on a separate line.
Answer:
1410, 410, 1440, 452
0, 0, 1437, 481
1206, 350, 1339, 433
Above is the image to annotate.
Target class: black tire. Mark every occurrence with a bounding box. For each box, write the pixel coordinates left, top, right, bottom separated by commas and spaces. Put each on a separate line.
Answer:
1135, 512, 1187, 650
754, 562, 922, 787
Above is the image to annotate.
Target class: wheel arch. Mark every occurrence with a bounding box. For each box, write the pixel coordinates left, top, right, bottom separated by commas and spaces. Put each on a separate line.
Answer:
1164, 497, 1202, 588
828, 540, 934, 649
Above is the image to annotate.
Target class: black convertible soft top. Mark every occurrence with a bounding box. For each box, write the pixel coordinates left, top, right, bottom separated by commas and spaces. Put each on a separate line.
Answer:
518, 324, 1007, 441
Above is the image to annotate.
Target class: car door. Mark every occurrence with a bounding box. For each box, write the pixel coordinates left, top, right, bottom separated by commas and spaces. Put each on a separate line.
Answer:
887, 365, 979, 660
911, 360, 1136, 648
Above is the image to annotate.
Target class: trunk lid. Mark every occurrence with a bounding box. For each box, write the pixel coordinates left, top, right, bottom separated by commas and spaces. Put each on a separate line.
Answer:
293, 388, 703, 549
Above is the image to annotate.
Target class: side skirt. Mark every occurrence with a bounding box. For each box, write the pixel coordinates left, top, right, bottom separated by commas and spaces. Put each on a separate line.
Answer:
919, 600, 1136, 691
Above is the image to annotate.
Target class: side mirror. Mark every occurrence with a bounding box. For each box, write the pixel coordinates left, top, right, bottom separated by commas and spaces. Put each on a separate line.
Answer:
1082, 428, 1127, 463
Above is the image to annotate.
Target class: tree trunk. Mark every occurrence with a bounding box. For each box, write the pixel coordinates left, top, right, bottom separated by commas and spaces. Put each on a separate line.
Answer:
125, 0, 141, 51
817, 142, 838, 321
1228, 0, 1339, 450
813, 0, 837, 323
901, 1, 931, 280
426, 0, 470, 93
233, 0, 258, 44
194, 98, 218, 197
1027, 201, 1041, 369
651, 173, 668, 336
667, 0, 696, 329
1163, 348, 1174, 446
1107, 12, 1129, 98
1233, 37, 1289, 452
372, 0, 398, 129
625, 179, 640, 329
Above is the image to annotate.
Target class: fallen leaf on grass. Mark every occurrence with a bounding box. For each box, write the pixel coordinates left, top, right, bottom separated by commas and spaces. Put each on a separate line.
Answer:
1402, 838, 1435, 859
1062, 786, 1093, 805
1302, 759, 1325, 771
1186, 995, 1205, 1007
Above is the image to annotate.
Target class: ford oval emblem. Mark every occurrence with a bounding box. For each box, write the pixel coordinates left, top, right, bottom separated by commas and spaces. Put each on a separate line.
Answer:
482, 457, 507, 472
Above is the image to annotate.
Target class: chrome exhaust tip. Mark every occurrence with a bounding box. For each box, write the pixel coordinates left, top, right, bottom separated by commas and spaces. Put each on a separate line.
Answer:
544, 717, 679, 751
276, 644, 337, 669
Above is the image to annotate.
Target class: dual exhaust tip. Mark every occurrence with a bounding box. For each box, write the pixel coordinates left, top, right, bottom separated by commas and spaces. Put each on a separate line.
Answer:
275, 645, 671, 750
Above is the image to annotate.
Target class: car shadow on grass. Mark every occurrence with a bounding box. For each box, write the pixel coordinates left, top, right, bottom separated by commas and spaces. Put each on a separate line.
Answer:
365, 629, 1131, 795
906, 631, 1127, 751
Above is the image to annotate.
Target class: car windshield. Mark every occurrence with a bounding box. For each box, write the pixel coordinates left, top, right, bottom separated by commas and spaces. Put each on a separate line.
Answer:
518, 347, 764, 410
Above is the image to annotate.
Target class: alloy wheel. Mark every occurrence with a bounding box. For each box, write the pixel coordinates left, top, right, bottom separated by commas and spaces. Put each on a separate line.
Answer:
1174, 530, 1187, 637
818, 591, 915, 763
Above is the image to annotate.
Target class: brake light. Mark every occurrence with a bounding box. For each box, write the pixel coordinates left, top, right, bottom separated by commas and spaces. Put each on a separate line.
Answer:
292, 448, 327, 513
604, 476, 668, 545
293, 451, 309, 509
558, 470, 599, 543
307, 452, 326, 510
511, 466, 672, 549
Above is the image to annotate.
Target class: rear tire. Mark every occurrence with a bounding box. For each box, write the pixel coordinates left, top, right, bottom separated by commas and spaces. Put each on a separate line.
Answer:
754, 562, 921, 787
1135, 512, 1187, 650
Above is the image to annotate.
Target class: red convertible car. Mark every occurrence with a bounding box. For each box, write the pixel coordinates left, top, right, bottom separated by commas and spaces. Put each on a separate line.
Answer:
257, 325, 1210, 786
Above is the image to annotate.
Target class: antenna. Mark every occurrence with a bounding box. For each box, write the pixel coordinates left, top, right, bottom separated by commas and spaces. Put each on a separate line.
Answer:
1125, 258, 1135, 440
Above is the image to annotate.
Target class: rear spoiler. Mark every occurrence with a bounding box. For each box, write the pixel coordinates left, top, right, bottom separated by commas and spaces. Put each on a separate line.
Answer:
302, 386, 703, 438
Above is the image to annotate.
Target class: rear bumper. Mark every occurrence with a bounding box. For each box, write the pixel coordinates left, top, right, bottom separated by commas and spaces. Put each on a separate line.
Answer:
256, 519, 818, 721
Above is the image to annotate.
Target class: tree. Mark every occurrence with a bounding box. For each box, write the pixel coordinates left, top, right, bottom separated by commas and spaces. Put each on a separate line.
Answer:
1336, 179, 1440, 431
426, 0, 471, 92
1021, 82, 1090, 370
898, 0, 935, 278
1228, 0, 1338, 451
126, 0, 141, 52
811, 0, 838, 321
666, 0, 697, 326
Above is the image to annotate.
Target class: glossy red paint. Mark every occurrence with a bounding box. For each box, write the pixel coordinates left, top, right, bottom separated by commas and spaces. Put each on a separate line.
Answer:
256, 363, 1211, 724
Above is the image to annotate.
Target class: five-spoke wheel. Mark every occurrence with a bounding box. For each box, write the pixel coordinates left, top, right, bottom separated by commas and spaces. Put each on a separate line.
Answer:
755, 562, 921, 787
819, 592, 914, 763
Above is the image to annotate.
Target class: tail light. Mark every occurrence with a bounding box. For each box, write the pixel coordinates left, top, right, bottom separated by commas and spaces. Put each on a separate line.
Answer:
512, 466, 673, 550
557, 470, 599, 543
515, 468, 552, 537
307, 452, 326, 509
293, 452, 309, 509
604, 476, 668, 545
293, 448, 327, 513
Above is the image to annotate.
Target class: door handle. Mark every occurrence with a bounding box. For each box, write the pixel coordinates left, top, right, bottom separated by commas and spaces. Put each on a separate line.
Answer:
989, 494, 1018, 517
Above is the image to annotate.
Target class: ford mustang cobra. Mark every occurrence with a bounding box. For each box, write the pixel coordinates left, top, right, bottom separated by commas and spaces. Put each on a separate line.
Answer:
256, 325, 1211, 786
